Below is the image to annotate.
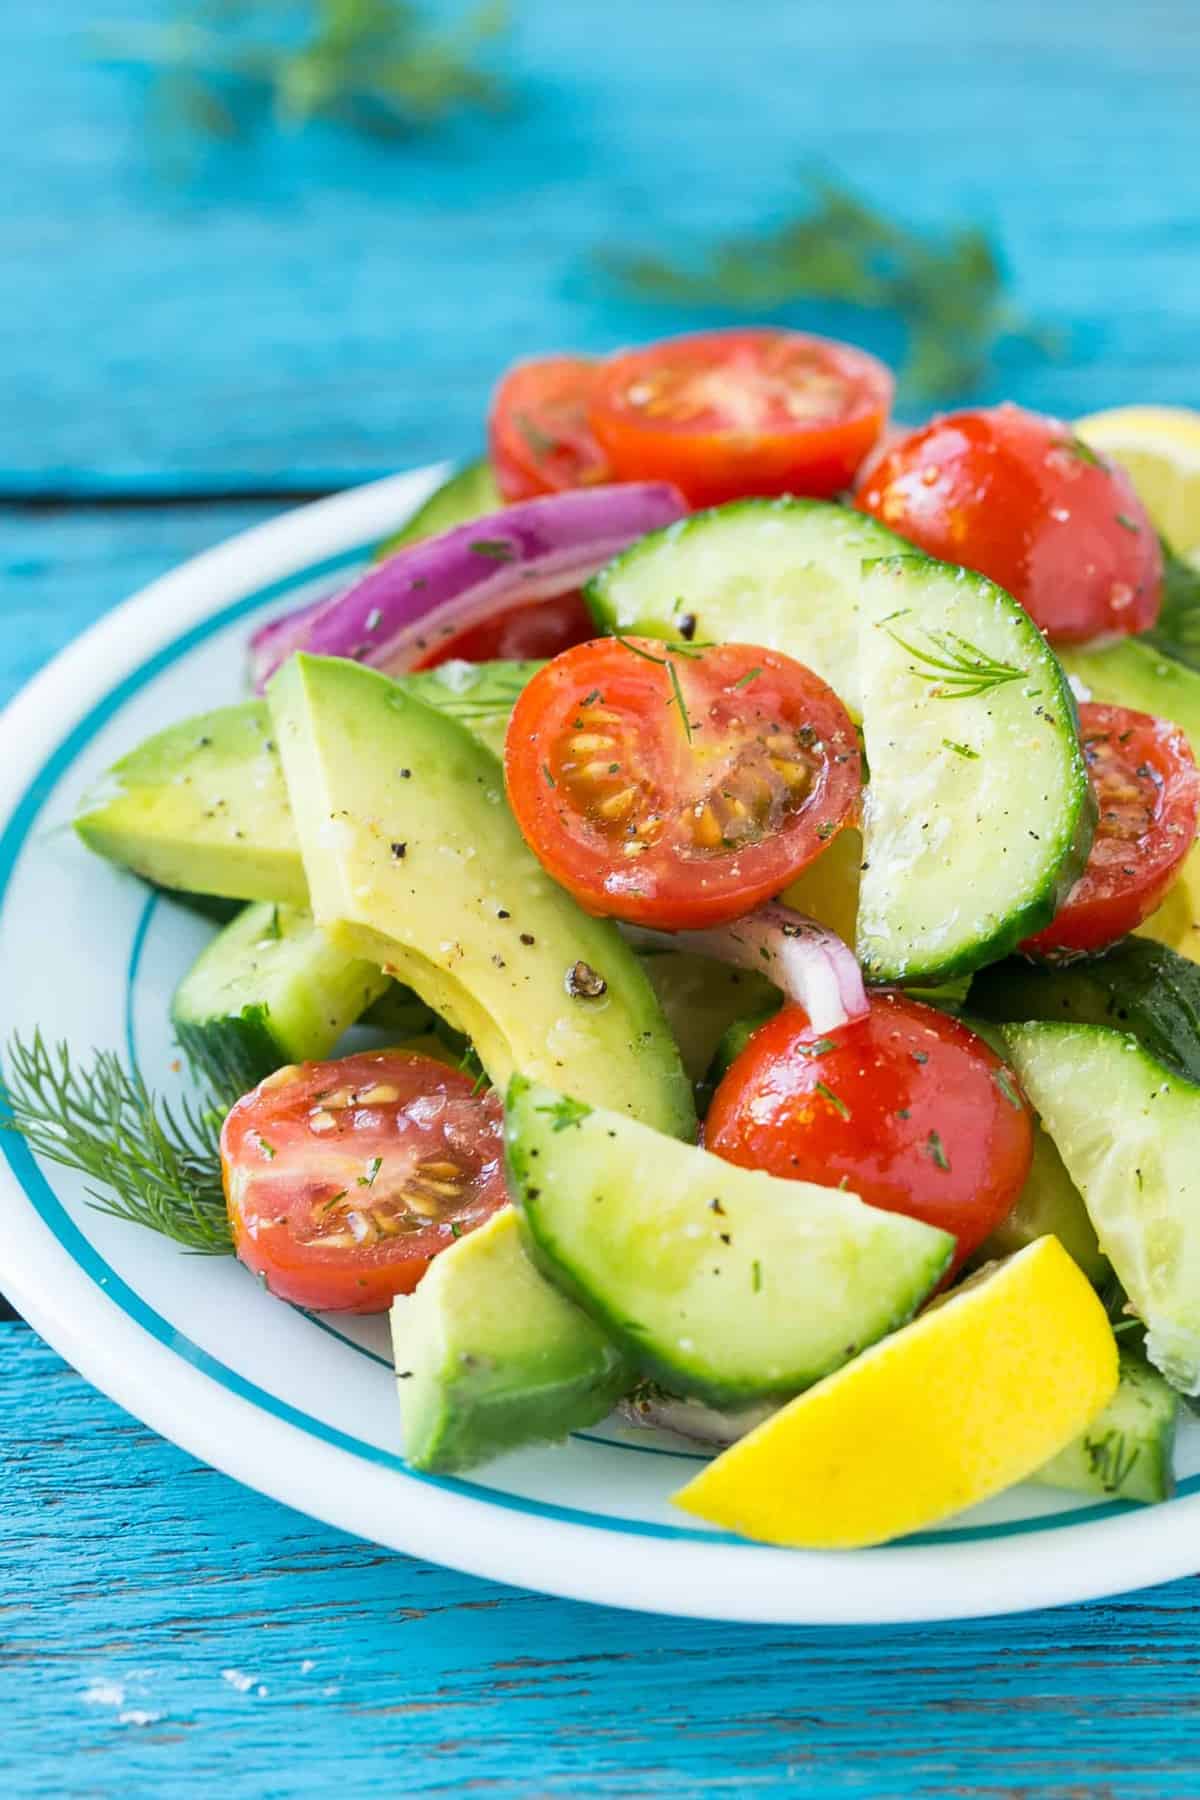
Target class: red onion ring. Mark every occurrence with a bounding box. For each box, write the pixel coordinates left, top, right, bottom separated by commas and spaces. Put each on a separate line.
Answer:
627, 904, 868, 1034
251, 482, 687, 691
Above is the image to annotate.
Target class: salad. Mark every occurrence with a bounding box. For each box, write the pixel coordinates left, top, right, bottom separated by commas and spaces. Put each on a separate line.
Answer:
13, 326, 1200, 1549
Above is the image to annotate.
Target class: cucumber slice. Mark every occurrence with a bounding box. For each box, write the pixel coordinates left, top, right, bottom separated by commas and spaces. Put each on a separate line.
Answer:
373, 459, 501, 564
504, 1075, 953, 1407
585, 498, 907, 718
391, 1208, 631, 1474
172, 902, 389, 1099
1002, 1020, 1200, 1393
971, 938, 1200, 1087
1035, 1348, 1177, 1504
857, 556, 1093, 984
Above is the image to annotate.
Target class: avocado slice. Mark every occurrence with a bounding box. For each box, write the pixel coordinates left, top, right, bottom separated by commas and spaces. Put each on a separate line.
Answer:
74, 661, 541, 907
268, 654, 695, 1137
504, 1075, 953, 1407
75, 701, 305, 908
390, 1207, 631, 1473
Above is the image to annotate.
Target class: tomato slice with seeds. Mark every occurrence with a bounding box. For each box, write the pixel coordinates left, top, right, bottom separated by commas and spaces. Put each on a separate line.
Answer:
410, 589, 596, 669
588, 328, 893, 507
489, 355, 612, 501
705, 994, 1034, 1275
1021, 702, 1200, 957
504, 637, 862, 930
220, 1050, 507, 1314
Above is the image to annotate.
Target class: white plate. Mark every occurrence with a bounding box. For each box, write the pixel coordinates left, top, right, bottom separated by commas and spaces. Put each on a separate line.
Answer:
2, 466, 1198, 1624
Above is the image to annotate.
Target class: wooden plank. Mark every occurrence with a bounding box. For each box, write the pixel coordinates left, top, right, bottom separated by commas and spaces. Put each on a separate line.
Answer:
2, 1323, 1199, 1799
1, 0, 1197, 491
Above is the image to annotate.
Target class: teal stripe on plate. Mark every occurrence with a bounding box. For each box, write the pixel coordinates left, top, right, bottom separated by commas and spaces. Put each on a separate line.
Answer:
0, 532, 1174, 1551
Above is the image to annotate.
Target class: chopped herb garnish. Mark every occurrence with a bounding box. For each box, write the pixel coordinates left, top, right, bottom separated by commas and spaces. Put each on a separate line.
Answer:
542, 761, 556, 789
256, 1134, 276, 1160
734, 667, 762, 690
514, 412, 557, 458
926, 1130, 951, 1171
665, 658, 694, 744
815, 1080, 851, 1120
448, 1221, 463, 1239
469, 538, 516, 561
1065, 432, 1104, 469
358, 1156, 383, 1188
942, 738, 980, 759
535, 1095, 592, 1132
1115, 513, 1141, 534
994, 1068, 1023, 1111
751, 1259, 763, 1293
796, 1038, 837, 1057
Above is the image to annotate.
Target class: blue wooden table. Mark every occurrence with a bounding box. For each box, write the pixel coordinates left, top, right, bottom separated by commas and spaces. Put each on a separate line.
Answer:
3, 1, 1200, 1792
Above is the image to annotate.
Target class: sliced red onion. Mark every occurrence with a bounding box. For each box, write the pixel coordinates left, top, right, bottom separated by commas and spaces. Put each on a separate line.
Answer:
251, 482, 687, 691
620, 1383, 779, 1448
626, 904, 868, 1033
248, 595, 330, 691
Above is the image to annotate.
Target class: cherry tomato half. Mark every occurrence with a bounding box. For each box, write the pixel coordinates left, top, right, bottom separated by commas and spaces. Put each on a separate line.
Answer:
588, 328, 893, 508
1022, 702, 1200, 957
504, 637, 862, 930
221, 1050, 507, 1313
856, 403, 1164, 642
705, 994, 1034, 1273
489, 355, 612, 501
410, 589, 597, 670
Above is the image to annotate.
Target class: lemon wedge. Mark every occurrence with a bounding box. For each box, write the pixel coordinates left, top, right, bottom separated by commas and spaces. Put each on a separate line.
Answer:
673, 1237, 1118, 1548
1075, 406, 1200, 557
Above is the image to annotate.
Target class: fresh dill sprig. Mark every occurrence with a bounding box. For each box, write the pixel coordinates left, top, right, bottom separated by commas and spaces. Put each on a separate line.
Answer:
0, 1030, 233, 1255
602, 172, 1059, 403
612, 633, 700, 743
96, 0, 510, 150
885, 624, 1026, 700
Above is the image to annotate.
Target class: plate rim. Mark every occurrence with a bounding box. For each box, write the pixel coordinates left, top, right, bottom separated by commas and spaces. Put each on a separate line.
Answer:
3, 465, 1197, 1624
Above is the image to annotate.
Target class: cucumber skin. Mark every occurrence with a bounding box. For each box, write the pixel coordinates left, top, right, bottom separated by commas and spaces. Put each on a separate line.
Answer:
856, 556, 1095, 985
971, 938, 1200, 1088
504, 1074, 953, 1409
174, 1006, 284, 1107
1035, 1349, 1177, 1505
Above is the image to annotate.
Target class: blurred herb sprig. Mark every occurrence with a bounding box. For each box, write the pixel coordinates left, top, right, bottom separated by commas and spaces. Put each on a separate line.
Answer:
603, 174, 1060, 403
99, 0, 510, 144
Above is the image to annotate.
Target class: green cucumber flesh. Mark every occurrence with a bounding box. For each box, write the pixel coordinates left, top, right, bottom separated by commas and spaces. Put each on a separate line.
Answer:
171, 901, 389, 1100
269, 655, 694, 1138
503, 1075, 953, 1407
373, 459, 501, 563
1035, 1348, 1177, 1504
75, 661, 540, 907
391, 1208, 631, 1473
971, 937, 1200, 1087
1002, 1020, 1200, 1394
856, 555, 1093, 984
585, 497, 907, 718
